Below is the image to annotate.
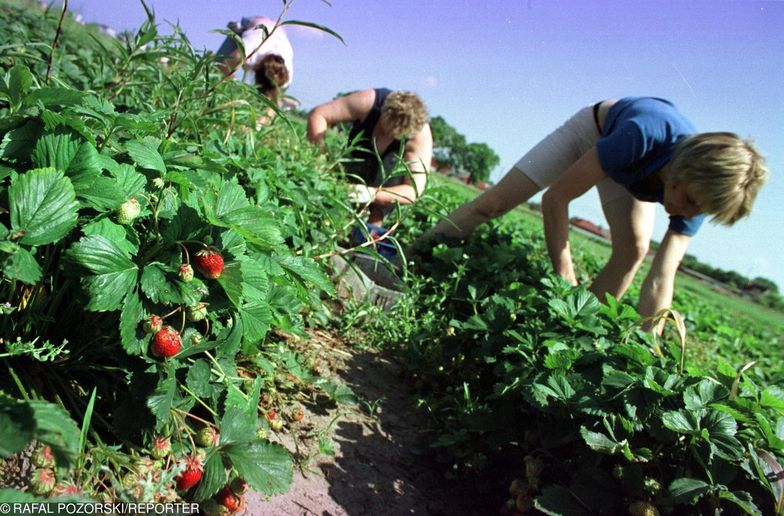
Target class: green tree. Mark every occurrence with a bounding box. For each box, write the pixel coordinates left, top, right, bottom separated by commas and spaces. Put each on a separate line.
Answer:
429, 115, 499, 185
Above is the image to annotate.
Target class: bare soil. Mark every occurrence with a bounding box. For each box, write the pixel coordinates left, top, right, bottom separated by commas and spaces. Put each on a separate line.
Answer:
248, 328, 504, 516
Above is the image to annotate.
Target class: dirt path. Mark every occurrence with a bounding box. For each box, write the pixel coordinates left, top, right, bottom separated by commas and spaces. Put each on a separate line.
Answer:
246, 329, 501, 516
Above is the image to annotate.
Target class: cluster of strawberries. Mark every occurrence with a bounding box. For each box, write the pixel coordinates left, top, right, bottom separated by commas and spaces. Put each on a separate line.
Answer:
144, 247, 225, 358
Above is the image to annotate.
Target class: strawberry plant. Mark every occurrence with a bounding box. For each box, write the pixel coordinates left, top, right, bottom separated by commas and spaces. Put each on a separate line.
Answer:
0, 0, 358, 503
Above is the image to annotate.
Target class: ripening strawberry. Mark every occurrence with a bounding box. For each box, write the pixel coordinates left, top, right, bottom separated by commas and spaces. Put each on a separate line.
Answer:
193, 248, 224, 279
30, 468, 56, 495
195, 426, 219, 447
291, 407, 304, 422
117, 198, 141, 225
152, 326, 182, 358
179, 263, 194, 283
186, 303, 208, 322
230, 478, 248, 496
174, 456, 202, 491
150, 437, 171, 459
215, 485, 244, 513
32, 445, 55, 468
144, 315, 163, 334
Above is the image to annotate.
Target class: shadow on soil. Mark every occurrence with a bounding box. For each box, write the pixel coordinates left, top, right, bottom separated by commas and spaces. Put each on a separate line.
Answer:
320, 347, 506, 516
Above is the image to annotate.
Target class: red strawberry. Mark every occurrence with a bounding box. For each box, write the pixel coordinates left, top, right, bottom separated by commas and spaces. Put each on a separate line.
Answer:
179, 263, 194, 283
194, 248, 224, 279
174, 456, 202, 491
152, 327, 182, 358
144, 315, 163, 334
215, 485, 244, 512
265, 409, 276, 422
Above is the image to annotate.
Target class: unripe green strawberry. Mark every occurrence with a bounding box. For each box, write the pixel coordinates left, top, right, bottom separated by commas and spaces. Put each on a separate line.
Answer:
32, 445, 55, 468
152, 177, 166, 189
117, 198, 141, 225
270, 419, 284, 432
194, 248, 224, 279
182, 327, 203, 346
229, 477, 248, 496
30, 468, 56, 495
179, 263, 194, 283
152, 326, 181, 358
195, 427, 219, 447
186, 303, 208, 322
150, 437, 171, 459
256, 427, 268, 441
144, 315, 163, 334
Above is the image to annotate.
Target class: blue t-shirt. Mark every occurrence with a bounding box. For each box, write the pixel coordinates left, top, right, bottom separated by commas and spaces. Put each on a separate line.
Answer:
595, 97, 705, 237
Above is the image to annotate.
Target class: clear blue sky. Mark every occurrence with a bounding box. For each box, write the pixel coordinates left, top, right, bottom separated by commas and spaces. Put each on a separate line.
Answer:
68, 0, 784, 289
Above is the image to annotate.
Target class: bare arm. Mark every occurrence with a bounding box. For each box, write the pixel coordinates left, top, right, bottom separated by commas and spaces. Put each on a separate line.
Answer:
540, 147, 607, 284
306, 89, 375, 149
638, 229, 691, 332
372, 123, 433, 206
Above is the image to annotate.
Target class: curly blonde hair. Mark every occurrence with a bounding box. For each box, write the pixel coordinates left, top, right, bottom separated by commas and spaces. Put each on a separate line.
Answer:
669, 132, 768, 225
380, 91, 428, 139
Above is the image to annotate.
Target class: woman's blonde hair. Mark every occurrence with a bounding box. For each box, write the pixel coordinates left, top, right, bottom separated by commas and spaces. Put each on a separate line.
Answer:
380, 91, 428, 139
669, 132, 768, 225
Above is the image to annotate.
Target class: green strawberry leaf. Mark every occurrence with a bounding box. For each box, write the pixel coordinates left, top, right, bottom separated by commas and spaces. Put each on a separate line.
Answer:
66, 141, 102, 196
64, 234, 138, 311
125, 140, 166, 174
120, 290, 146, 355
82, 218, 138, 256
28, 399, 81, 467
239, 300, 272, 344
30, 130, 81, 171
219, 408, 256, 445
112, 163, 147, 199
147, 376, 176, 427
0, 396, 35, 457
7, 65, 34, 106
223, 441, 292, 495
668, 477, 711, 505
76, 176, 125, 212
141, 263, 183, 305
185, 360, 213, 398
216, 262, 243, 308
191, 452, 227, 501
24, 87, 85, 108
2, 246, 42, 284
10, 167, 79, 246
276, 255, 335, 295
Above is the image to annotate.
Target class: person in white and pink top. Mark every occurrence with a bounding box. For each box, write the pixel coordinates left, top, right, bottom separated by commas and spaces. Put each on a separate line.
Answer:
216, 16, 294, 107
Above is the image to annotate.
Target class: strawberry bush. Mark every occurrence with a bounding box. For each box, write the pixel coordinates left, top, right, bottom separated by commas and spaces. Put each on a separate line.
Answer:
0, 0, 359, 504
359, 191, 784, 515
